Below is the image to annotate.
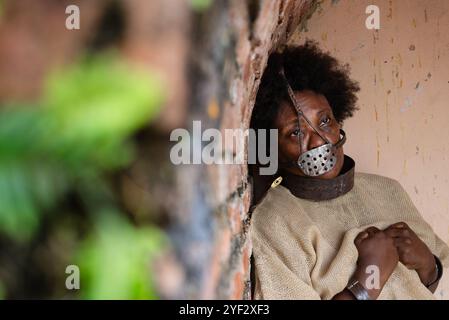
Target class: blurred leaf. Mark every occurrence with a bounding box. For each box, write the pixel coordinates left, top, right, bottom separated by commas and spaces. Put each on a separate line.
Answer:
0, 107, 47, 159
0, 160, 68, 241
44, 54, 164, 171
190, 0, 212, 12
76, 211, 167, 299
0, 53, 165, 241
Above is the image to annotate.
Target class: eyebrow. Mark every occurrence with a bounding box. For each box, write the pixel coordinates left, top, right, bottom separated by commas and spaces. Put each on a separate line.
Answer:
285, 119, 299, 127
317, 108, 330, 115
285, 108, 330, 125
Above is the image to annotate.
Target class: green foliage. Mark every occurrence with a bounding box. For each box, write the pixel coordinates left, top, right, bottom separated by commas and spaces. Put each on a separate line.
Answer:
190, 0, 212, 12
43, 56, 163, 171
77, 211, 166, 299
0, 54, 167, 299
0, 54, 163, 241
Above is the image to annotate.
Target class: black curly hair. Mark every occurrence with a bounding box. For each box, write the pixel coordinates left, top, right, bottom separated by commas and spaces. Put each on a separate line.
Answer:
251, 40, 360, 131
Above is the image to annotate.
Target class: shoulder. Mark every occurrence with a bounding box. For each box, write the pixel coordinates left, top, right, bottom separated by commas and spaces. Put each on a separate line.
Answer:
251, 185, 296, 222
353, 172, 419, 216
355, 171, 401, 186
250, 185, 313, 236
354, 172, 405, 194
250, 185, 318, 265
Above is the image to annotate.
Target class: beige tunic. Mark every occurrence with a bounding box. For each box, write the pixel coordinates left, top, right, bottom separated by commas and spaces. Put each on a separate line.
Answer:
250, 172, 449, 300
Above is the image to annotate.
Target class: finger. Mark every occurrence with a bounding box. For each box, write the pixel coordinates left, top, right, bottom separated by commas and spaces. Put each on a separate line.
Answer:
384, 223, 407, 234
399, 255, 416, 270
397, 245, 412, 257
364, 226, 380, 235
394, 237, 412, 247
384, 228, 404, 238
354, 231, 369, 245
397, 249, 415, 269
387, 222, 409, 230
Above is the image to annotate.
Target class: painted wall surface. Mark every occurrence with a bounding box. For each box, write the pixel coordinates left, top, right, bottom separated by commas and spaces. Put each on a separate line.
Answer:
290, 0, 449, 298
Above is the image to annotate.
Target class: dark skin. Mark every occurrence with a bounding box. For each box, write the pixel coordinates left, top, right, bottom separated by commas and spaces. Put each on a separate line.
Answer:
276, 90, 344, 179
274, 90, 439, 299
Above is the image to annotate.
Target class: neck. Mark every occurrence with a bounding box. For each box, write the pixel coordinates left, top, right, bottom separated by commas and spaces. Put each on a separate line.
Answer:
280, 155, 355, 201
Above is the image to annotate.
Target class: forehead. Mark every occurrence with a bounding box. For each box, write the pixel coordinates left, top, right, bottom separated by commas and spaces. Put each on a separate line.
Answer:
294, 90, 331, 110
275, 90, 332, 124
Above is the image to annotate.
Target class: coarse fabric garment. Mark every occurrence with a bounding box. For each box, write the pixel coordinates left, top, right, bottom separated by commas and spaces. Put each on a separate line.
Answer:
251, 172, 449, 300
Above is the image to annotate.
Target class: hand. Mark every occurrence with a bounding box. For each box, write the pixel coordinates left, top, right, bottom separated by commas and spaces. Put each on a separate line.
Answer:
353, 227, 399, 298
384, 222, 436, 285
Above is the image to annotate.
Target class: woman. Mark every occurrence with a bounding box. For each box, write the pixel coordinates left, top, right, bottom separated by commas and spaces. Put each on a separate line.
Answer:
249, 40, 449, 300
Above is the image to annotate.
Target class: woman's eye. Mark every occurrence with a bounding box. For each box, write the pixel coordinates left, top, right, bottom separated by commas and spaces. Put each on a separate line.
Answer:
291, 129, 300, 137
320, 117, 331, 127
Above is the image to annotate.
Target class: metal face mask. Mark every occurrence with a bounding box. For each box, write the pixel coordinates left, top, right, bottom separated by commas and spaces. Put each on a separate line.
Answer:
280, 69, 346, 177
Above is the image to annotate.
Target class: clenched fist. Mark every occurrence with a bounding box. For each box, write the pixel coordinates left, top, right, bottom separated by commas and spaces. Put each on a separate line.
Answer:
384, 222, 436, 286
350, 227, 399, 299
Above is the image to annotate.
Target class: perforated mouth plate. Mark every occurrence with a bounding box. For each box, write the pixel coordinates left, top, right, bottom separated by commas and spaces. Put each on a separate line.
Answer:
297, 143, 337, 177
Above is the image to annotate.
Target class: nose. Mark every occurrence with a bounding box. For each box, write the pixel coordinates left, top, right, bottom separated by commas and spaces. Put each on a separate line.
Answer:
300, 127, 327, 154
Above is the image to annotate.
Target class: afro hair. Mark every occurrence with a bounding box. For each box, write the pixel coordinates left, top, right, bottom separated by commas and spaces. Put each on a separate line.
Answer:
251, 40, 360, 131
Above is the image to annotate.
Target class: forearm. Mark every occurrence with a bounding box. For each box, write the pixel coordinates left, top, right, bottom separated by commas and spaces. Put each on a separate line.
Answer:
332, 265, 387, 300
417, 267, 437, 293
417, 255, 443, 293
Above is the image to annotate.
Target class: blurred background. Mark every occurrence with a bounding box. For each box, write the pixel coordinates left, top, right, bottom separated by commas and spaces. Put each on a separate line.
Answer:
0, 0, 448, 300
0, 0, 203, 299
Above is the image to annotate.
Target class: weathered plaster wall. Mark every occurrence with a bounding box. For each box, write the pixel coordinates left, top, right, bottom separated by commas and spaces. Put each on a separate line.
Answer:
290, 0, 449, 298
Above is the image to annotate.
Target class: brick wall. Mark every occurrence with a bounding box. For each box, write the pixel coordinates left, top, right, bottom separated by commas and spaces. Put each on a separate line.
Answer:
165, 0, 314, 300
